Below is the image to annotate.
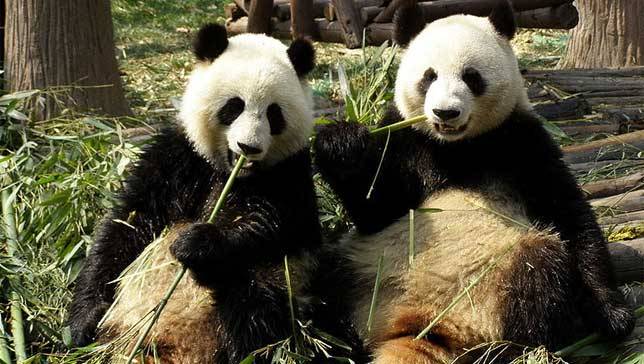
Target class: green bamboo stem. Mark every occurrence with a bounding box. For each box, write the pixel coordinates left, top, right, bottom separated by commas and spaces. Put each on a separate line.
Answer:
2, 190, 27, 363
408, 209, 415, 266
0, 312, 12, 364
370, 115, 427, 136
284, 256, 303, 353
555, 305, 644, 357
366, 252, 385, 333
125, 155, 247, 364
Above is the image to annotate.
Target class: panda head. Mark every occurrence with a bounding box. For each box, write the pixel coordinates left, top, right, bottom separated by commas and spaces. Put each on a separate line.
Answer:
392, 0, 531, 142
179, 24, 315, 172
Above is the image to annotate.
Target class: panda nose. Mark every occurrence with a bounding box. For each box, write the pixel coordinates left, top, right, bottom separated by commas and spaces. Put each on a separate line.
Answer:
237, 142, 262, 156
432, 109, 461, 121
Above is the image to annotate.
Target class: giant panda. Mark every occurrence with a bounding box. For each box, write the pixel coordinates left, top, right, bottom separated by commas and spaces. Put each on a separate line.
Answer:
313, 1, 635, 363
67, 24, 323, 363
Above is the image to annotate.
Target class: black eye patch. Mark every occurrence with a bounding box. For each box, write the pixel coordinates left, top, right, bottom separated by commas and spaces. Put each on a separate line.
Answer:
462, 68, 487, 96
417, 68, 437, 94
217, 97, 245, 125
267, 103, 286, 135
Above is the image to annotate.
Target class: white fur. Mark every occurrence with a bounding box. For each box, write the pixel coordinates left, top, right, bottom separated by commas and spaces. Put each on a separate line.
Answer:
344, 186, 561, 347
394, 14, 531, 142
179, 34, 313, 164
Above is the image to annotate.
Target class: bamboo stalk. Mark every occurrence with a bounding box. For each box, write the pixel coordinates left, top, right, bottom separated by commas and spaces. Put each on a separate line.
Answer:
366, 252, 384, 333
0, 312, 11, 364
125, 155, 247, 363
2, 190, 27, 363
555, 305, 644, 357
370, 115, 427, 135
408, 209, 415, 266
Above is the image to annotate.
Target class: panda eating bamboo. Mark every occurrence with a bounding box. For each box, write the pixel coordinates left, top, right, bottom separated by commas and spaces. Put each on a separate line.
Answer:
313, 1, 635, 363
67, 24, 325, 363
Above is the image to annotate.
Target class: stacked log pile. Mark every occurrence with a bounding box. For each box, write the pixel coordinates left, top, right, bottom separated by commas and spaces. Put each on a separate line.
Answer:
225, 0, 580, 48
526, 67, 644, 304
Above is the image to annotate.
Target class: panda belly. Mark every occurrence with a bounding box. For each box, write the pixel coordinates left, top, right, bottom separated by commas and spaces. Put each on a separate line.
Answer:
345, 187, 565, 363
99, 225, 221, 364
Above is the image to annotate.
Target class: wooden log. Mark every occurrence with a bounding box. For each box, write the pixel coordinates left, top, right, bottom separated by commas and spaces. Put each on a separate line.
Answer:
524, 67, 644, 79
290, 0, 316, 38
361, 6, 384, 24
569, 160, 644, 174
608, 239, 644, 285
582, 173, 644, 199
332, 0, 365, 48
247, 0, 273, 34
559, 122, 620, 137
514, 3, 578, 29
586, 96, 644, 107
373, 0, 414, 23
533, 98, 592, 121
600, 210, 644, 225
274, 0, 384, 21
591, 190, 644, 214
563, 130, 644, 164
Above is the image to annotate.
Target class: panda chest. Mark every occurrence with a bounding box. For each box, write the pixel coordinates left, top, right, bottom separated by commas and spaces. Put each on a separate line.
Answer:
348, 188, 530, 333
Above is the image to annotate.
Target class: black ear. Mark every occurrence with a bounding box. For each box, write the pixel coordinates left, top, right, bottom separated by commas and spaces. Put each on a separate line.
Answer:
287, 38, 315, 77
193, 23, 229, 62
393, 4, 427, 47
489, 0, 516, 40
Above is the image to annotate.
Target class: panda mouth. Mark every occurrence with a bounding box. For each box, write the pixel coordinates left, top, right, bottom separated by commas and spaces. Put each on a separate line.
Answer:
433, 123, 467, 135
227, 149, 257, 170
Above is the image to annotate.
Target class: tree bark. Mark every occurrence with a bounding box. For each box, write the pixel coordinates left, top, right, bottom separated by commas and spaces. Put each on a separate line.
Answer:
560, 0, 643, 68
5, 0, 131, 119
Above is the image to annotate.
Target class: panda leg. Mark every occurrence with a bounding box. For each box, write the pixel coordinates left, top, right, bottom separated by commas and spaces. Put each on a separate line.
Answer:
500, 233, 587, 350
372, 336, 452, 364
213, 275, 292, 364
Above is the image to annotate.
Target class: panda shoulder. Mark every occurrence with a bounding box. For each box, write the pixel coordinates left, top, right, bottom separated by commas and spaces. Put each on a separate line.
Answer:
133, 126, 207, 179
505, 110, 563, 160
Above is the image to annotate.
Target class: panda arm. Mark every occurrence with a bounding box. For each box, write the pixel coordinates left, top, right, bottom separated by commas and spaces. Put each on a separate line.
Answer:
314, 111, 428, 234
68, 129, 207, 346
171, 161, 321, 282
514, 125, 634, 337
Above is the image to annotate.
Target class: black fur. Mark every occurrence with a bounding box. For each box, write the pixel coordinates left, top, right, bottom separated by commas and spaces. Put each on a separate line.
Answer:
462, 67, 487, 97
267, 103, 287, 135
313, 107, 634, 351
489, 0, 516, 40
194, 23, 229, 62
287, 38, 315, 77
217, 97, 245, 125
393, 4, 427, 47
417, 67, 437, 95
68, 127, 323, 363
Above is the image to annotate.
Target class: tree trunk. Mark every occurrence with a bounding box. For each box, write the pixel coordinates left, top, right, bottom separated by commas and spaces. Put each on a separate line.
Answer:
560, 0, 643, 68
5, 0, 131, 119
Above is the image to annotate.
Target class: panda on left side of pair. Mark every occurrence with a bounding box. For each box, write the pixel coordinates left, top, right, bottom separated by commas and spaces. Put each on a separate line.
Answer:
67, 24, 364, 364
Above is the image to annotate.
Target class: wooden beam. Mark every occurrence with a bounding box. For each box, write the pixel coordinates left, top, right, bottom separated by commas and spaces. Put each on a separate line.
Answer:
332, 0, 365, 48
562, 130, 644, 164
608, 238, 644, 285
247, 0, 273, 34
373, 0, 415, 23
515, 3, 578, 29
290, 0, 316, 38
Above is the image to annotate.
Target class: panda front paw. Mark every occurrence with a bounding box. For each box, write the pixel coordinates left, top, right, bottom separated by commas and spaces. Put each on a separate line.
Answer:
170, 223, 222, 270
594, 299, 635, 338
314, 122, 370, 174
68, 301, 110, 347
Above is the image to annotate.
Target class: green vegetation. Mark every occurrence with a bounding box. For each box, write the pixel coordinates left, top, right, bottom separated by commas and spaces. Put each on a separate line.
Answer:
0, 1, 641, 363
